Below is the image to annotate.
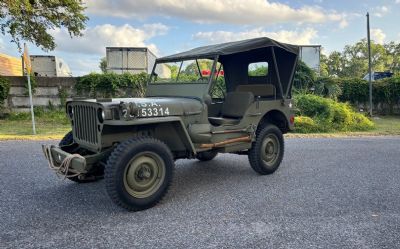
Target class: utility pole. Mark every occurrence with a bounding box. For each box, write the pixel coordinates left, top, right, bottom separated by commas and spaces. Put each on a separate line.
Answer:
367, 12, 373, 116
23, 43, 36, 134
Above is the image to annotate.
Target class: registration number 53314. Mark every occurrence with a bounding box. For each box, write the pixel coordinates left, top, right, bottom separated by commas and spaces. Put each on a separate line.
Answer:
139, 107, 170, 117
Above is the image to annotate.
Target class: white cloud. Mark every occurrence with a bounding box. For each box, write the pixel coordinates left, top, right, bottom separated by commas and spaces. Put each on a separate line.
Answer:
67, 57, 100, 75
373, 6, 389, 17
193, 28, 318, 45
396, 0, 400, 4
51, 23, 168, 56
339, 19, 348, 29
85, 0, 346, 26
370, 28, 386, 44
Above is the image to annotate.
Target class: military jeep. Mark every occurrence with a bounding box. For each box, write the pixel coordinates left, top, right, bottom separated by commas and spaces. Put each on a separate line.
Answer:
43, 37, 298, 211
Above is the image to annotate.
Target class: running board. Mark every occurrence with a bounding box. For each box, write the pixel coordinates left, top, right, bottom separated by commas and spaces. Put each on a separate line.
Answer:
200, 136, 251, 149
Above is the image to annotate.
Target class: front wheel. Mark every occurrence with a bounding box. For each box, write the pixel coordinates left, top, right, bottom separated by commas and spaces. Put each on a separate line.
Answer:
248, 124, 284, 175
105, 137, 174, 211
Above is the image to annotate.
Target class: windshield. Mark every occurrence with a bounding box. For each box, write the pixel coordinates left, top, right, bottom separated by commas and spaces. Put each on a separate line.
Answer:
151, 59, 216, 84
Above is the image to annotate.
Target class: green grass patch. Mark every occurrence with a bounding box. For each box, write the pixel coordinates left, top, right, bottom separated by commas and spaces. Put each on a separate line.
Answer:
0, 108, 70, 136
370, 116, 400, 135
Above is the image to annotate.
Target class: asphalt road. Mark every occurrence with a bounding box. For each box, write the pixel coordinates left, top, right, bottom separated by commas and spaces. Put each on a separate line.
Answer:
1, 137, 400, 249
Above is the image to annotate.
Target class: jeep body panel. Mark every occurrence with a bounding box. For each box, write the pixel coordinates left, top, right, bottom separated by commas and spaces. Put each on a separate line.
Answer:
47, 37, 299, 176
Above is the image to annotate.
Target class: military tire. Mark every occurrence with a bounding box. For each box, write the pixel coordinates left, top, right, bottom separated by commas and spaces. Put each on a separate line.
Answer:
105, 137, 174, 211
59, 131, 74, 146
196, 151, 218, 161
58, 131, 102, 183
248, 124, 284, 175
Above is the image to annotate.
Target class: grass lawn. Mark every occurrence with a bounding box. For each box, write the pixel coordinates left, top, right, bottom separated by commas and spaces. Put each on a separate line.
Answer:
369, 116, 400, 135
0, 119, 70, 135
0, 110, 399, 140
0, 109, 70, 140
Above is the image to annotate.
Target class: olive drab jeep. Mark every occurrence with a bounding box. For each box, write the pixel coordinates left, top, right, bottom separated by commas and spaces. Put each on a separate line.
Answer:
42, 37, 299, 211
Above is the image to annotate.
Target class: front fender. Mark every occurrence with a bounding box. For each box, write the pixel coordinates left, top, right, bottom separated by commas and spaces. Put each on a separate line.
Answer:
104, 117, 196, 155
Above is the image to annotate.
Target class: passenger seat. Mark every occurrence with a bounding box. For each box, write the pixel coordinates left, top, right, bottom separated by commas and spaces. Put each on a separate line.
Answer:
208, 92, 254, 126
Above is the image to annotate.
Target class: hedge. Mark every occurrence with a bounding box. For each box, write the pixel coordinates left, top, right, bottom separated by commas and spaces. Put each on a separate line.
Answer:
321, 76, 400, 114
0, 76, 10, 109
75, 72, 148, 98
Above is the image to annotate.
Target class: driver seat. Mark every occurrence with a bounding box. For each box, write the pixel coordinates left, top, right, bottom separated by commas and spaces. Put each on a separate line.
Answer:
208, 91, 254, 126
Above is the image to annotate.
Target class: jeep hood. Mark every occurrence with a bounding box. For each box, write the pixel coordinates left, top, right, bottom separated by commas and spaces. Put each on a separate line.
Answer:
84, 97, 204, 117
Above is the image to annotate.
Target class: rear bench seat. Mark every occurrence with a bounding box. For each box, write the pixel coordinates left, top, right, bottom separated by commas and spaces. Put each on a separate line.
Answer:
236, 84, 276, 99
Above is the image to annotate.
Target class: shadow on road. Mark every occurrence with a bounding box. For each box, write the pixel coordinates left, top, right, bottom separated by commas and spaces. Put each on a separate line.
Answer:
32, 155, 267, 214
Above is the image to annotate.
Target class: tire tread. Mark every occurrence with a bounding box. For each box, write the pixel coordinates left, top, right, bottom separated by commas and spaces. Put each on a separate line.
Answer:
105, 137, 174, 211
248, 124, 285, 175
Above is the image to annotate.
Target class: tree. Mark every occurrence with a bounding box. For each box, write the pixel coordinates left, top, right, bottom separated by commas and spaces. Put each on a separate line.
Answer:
183, 59, 214, 75
322, 39, 395, 78
327, 51, 345, 77
99, 57, 107, 73
384, 42, 400, 75
248, 65, 268, 76
0, 0, 88, 51
319, 54, 329, 77
293, 61, 316, 93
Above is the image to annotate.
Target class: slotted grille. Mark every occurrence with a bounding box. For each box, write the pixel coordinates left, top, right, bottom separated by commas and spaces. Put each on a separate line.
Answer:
72, 105, 98, 145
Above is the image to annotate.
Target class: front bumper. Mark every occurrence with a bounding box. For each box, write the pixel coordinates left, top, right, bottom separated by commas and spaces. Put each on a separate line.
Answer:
42, 145, 89, 174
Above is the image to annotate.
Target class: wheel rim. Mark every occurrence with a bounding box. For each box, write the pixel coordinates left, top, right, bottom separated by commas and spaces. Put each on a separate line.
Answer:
260, 134, 280, 167
123, 152, 166, 198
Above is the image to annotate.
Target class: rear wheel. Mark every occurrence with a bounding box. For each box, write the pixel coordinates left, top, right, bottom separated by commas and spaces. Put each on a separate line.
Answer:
248, 124, 284, 175
105, 137, 174, 211
196, 151, 218, 161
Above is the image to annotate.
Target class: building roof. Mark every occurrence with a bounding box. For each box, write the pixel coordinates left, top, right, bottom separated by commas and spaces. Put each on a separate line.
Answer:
0, 53, 23, 76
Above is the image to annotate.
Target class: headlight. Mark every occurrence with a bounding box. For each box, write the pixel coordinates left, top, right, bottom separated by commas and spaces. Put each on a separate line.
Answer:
119, 101, 137, 119
128, 102, 138, 117
97, 108, 105, 123
67, 106, 73, 118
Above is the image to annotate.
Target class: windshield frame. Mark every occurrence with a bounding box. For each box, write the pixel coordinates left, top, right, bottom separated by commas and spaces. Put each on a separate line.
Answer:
146, 56, 219, 98
149, 56, 218, 88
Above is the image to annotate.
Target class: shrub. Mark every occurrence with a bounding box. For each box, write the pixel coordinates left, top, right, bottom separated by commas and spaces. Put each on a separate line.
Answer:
0, 76, 10, 110
331, 102, 353, 130
294, 116, 321, 133
75, 72, 148, 98
293, 61, 316, 93
294, 94, 375, 132
349, 113, 375, 131
294, 94, 333, 121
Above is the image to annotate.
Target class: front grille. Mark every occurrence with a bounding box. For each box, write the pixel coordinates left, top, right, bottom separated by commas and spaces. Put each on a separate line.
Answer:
72, 104, 99, 146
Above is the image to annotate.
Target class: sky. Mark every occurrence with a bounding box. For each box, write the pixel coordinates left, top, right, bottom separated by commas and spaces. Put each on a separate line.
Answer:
0, 0, 399, 76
